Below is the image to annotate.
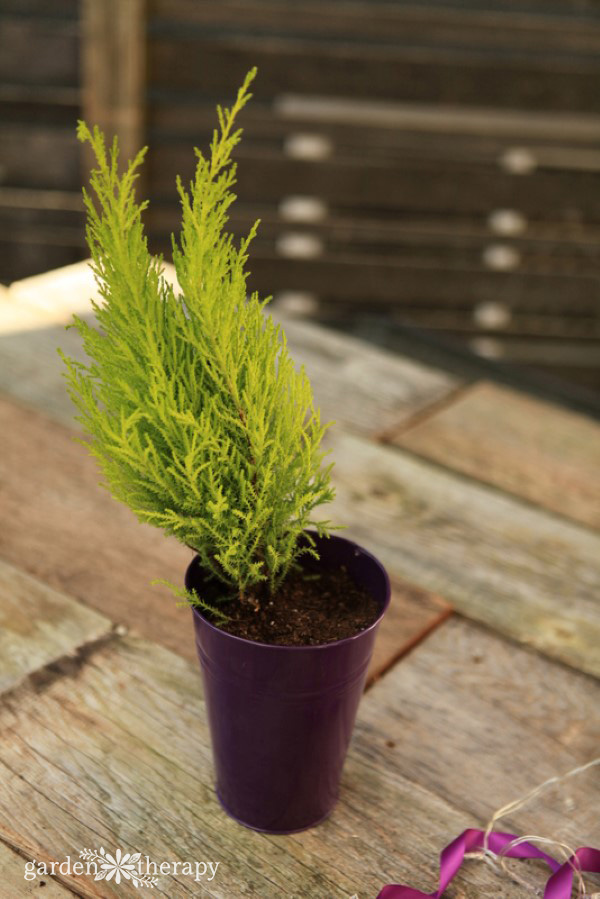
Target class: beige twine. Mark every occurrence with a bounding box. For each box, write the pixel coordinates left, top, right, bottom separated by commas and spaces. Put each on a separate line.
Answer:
463, 757, 600, 898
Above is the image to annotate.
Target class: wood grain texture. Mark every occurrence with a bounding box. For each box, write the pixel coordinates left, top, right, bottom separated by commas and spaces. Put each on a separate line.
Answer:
0, 393, 195, 663
0, 393, 448, 684
0, 842, 73, 898
391, 381, 600, 531
149, 0, 600, 53
0, 631, 528, 898
358, 616, 600, 850
0, 558, 111, 696
323, 429, 600, 678
81, 0, 146, 167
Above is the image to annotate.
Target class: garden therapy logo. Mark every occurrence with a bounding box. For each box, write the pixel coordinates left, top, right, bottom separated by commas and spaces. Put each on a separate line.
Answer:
80, 848, 157, 887
24, 846, 220, 887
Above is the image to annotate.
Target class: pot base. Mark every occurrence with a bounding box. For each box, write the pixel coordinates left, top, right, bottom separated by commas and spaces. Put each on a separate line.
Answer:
215, 788, 335, 835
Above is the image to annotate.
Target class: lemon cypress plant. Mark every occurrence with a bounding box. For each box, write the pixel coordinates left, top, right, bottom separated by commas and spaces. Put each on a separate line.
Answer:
59, 70, 336, 618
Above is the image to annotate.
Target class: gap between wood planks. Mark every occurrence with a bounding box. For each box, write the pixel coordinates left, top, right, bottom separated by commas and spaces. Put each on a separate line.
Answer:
375, 380, 600, 539
0, 629, 122, 708
373, 381, 478, 444
0, 831, 91, 899
378, 431, 600, 542
365, 602, 453, 690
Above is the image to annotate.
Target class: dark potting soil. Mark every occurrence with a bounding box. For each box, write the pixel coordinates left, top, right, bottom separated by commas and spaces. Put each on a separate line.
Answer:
216, 565, 380, 646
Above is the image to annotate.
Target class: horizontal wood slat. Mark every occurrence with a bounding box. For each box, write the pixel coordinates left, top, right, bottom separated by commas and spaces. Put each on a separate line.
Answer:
0, 558, 112, 696
0, 843, 72, 898
148, 37, 600, 112
0, 17, 79, 87
148, 0, 600, 52
151, 99, 600, 149
147, 146, 600, 220
245, 255, 600, 310
391, 380, 600, 529
0, 243, 84, 284
0, 0, 77, 14
359, 616, 600, 843
385, 309, 600, 341
0, 125, 79, 190
323, 428, 600, 678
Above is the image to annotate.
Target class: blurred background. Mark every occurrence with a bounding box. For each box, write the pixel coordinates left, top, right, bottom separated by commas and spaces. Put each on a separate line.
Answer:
1, 0, 599, 404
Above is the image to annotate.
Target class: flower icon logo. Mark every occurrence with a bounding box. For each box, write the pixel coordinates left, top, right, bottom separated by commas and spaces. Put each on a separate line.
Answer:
97, 847, 139, 883
80, 847, 158, 888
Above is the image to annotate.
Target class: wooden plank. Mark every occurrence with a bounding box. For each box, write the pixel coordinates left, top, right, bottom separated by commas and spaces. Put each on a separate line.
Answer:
0, 18, 78, 87
323, 429, 600, 678
1, 0, 77, 14
522, 362, 600, 394
245, 256, 600, 311
0, 394, 195, 664
147, 203, 600, 257
0, 631, 530, 898
149, 146, 600, 220
406, 616, 600, 759
81, 0, 146, 166
449, 0, 596, 11
0, 124, 80, 190
381, 308, 600, 340
151, 98, 600, 151
148, 0, 600, 52
0, 187, 83, 213
358, 616, 600, 849
464, 337, 600, 367
148, 37, 600, 113
0, 391, 451, 679
0, 85, 80, 116
0, 322, 90, 420
0, 558, 112, 696
392, 381, 600, 530
0, 842, 72, 898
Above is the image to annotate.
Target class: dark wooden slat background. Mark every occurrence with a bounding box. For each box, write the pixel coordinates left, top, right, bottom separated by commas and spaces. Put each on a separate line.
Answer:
1, 0, 599, 391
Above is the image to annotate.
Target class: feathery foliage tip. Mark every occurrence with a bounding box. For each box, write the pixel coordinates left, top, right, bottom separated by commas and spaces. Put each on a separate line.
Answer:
59, 69, 337, 616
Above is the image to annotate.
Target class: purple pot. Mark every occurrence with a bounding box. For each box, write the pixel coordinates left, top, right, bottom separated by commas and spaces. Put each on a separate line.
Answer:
185, 532, 390, 833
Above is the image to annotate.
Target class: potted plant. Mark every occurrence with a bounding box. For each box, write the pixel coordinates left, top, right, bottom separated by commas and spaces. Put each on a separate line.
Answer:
60, 69, 390, 833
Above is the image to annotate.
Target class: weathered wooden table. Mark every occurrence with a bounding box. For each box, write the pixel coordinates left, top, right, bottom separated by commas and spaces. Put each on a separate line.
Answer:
0, 262, 598, 898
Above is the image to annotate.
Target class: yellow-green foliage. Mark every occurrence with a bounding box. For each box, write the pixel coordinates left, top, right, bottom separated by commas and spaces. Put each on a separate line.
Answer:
59, 70, 336, 612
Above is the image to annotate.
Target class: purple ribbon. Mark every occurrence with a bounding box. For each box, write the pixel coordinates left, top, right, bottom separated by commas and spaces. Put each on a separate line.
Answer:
377, 829, 600, 899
